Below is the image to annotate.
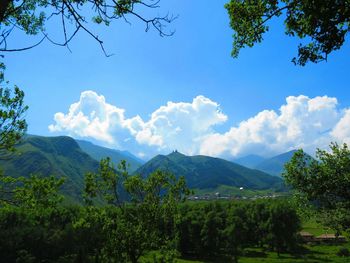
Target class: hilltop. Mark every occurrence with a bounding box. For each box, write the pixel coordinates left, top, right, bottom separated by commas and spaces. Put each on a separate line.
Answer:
135, 151, 283, 192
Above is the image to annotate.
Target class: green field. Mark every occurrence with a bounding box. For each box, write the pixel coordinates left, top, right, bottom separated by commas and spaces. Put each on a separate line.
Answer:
173, 244, 350, 262
143, 243, 350, 263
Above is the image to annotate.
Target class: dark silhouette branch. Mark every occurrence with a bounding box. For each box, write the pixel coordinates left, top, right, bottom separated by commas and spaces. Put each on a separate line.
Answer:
1, 0, 175, 55
0, 35, 46, 52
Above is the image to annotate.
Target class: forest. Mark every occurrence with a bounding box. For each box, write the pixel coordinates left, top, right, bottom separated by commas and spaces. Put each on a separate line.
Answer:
0, 177, 300, 263
1, 153, 349, 263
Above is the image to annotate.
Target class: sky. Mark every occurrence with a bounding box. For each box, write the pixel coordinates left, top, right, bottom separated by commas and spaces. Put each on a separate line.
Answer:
3, 0, 350, 160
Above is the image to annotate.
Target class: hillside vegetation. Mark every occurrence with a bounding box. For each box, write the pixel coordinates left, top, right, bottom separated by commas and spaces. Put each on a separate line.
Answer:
0, 135, 99, 201
135, 151, 283, 191
76, 139, 143, 172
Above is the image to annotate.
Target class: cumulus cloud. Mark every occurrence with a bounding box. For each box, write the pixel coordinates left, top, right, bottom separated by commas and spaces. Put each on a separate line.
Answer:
49, 90, 130, 146
331, 109, 350, 145
49, 91, 350, 159
200, 95, 343, 157
131, 96, 227, 154
49, 91, 227, 155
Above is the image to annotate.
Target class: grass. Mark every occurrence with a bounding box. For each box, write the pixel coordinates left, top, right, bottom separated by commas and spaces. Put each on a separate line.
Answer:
302, 217, 335, 236
173, 243, 350, 262
142, 243, 350, 263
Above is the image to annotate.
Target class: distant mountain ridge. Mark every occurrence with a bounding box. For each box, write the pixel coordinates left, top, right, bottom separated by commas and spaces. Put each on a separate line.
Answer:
255, 150, 300, 177
234, 154, 266, 169
76, 140, 143, 172
135, 151, 283, 191
0, 134, 298, 201
0, 135, 99, 202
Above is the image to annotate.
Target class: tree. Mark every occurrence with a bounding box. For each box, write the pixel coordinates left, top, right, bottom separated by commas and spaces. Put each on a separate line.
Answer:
223, 204, 250, 263
0, 66, 28, 205
284, 143, 350, 233
225, 0, 350, 66
200, 204, 225, 257
0, 73, 28, 158
0, 0, 174, 54
265, 201, 300, 256
83, 157, 190, 263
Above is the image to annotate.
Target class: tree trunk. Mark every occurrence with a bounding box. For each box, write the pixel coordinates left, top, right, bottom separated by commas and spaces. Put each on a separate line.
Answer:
0, 0, 12, 23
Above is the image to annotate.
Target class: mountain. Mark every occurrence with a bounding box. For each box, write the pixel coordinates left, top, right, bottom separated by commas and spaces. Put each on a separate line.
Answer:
255, 150, 299, 177
0, 135, 99, 202
76, 140, 143, 172
134, 151, 283, 191
234, 154, 266, 169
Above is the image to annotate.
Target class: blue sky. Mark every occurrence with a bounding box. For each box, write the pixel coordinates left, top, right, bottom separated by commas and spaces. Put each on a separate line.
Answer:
4, 0, 350, 159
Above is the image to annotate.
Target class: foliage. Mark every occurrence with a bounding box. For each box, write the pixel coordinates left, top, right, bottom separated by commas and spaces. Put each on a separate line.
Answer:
0, 194, 302, 262
284, 143, 350, 233
0, 153, 301, 263
76, 139, 143, 173
135, 151, 283, 190
0, 61, 27, 166
84, 157, 190, 262
0, 0, 174, 54
265, 201, 300, 255
0, 135, 100, 202
0, 80, 28, 157
225, 0, 350, 65
177, 243, 350, 263
0, 173, 64, 207
177, 200, 301, 261
337, 247, 350, 257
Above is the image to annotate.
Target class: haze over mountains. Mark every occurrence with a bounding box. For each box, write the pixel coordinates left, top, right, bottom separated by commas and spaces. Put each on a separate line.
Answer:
0, 134, 303, 201
135, 151, 283, 191
0, 135, 143, 201
234, 150, 308, 177
234, 154, 266, 169
76, 139, 143, 172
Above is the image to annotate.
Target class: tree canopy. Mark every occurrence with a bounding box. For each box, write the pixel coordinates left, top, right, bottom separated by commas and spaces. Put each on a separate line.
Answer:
225, 0, 350, 65
0, 63, 28, 158
284, 143, 350, 234
0, 0, 173, 54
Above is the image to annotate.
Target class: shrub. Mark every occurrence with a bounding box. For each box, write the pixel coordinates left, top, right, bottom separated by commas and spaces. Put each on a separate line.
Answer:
337, 247, 350, 257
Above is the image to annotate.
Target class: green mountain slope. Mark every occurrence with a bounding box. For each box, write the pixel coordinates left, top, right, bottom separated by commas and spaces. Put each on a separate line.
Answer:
255, 150, 299, 177
234, 154, 266, 169
76, 140, 143, 172
134, 151, 283, 190
0, 135, 99, 202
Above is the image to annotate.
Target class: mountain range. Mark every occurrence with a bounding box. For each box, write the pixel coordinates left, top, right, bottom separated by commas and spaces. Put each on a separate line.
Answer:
0, 135, 143, 202
0, 135, 98, 201
255, 150, 301, 176
135, 151, 284, 191
234, 150, 305, 177
76, 139, 143, 172
234, 154, 266, 169
0, 134, 302, 202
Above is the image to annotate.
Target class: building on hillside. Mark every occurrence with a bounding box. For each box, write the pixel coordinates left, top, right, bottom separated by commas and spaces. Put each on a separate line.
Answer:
316, 234, 347, 243
299, 231, 316, 243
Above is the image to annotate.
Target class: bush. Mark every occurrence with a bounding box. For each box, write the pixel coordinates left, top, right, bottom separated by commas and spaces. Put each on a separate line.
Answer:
337, 247, 350, 257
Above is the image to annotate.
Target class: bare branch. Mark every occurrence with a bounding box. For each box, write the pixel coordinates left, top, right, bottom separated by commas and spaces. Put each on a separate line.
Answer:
0, 0, 175, 55
0, 35, 46, 52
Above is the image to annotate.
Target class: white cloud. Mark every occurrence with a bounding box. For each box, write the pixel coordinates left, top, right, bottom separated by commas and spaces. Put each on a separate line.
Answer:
49, 92, 227, 155
200, 95, 342, 157
49, 92, 350, 159
331, 109, 350, 145
49, 90, 130, 145
132, 96, 227, 154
